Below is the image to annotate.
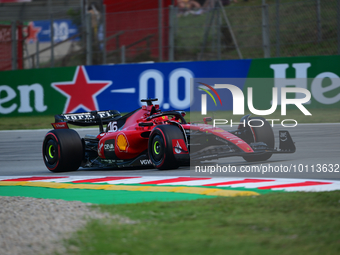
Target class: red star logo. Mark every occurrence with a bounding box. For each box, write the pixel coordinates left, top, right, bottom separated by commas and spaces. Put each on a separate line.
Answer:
52, 66, 112, 113
25, 22, 41, 43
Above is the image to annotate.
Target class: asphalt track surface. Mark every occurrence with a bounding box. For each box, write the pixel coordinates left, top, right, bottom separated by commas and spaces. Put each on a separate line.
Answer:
0, 124, 339, 180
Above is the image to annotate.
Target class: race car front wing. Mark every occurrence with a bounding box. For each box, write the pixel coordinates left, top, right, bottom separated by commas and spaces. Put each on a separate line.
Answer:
189, 130, 295, 161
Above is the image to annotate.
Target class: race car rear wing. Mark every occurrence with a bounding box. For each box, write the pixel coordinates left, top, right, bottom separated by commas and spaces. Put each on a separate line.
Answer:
53, 110, 121, 132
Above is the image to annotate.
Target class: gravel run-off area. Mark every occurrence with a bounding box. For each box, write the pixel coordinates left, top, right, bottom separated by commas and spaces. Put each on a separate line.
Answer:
0, 196, 136, 255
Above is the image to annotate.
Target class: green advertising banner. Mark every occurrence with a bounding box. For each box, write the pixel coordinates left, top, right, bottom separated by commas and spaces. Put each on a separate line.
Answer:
0, 66, 77, 117
245, 55, 340, 110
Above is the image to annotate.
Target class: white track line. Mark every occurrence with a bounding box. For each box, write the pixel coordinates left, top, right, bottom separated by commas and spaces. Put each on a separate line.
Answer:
1, 176, 340, 192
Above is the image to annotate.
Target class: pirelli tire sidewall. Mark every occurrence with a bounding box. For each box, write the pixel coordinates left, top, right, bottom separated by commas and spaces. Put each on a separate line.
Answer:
42, 129, 84, 172
148, 125, 184, 170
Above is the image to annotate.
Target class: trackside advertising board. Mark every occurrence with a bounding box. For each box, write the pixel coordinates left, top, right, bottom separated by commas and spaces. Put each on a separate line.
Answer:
0, 55, 339, 117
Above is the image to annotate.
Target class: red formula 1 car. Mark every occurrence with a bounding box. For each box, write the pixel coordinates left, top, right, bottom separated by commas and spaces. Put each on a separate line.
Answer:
42, 98, 296, 172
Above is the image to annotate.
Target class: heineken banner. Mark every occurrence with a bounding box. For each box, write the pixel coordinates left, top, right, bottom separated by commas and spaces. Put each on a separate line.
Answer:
0, 55, 339, 117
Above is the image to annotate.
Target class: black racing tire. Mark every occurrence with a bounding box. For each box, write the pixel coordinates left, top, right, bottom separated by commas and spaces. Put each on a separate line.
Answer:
148, 125, 184, 170
243, 117, 274, 162
42, 129, 84, 172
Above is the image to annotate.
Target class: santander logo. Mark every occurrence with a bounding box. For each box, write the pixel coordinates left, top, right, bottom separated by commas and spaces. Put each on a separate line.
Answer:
174, 140, 182, 154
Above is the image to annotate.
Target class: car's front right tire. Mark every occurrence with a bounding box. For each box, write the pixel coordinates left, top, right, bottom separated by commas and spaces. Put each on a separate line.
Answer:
148, 125, 184, 170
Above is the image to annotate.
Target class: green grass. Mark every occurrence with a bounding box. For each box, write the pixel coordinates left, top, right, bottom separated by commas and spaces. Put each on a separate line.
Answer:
175, 0, 337, 61
0, 108, 338, 130
64, 191, 340, 255
0, 115, 56, 130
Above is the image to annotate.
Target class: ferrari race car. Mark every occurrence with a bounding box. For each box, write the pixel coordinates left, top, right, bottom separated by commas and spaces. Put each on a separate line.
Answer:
42, 98, 296, 172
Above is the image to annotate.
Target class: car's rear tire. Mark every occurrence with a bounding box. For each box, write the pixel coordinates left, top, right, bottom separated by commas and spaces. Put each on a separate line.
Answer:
148, 125, 184, 170
243, 117, 274, 162
42, 129, 84, 172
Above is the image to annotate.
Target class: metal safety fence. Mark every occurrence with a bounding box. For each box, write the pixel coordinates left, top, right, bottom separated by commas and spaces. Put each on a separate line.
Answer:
174, 0, 338, 61
0, 0, 338, 70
